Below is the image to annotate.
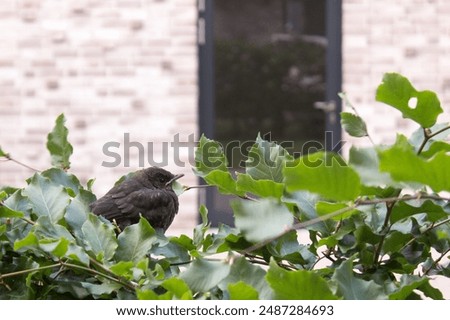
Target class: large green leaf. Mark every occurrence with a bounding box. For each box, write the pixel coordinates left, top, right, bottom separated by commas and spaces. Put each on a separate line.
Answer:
195, 134, 228, 175
65, 189, 96, 238
266, 259, 337, 300
236, 173, 284, 199
46, 113, 73, 169
332, 258, 387, 299
232, 199, 294, 242
245, 134, 292, 182
379, 135, 450, 192
284, 152, 361, 201
180, 258, 231, 292
114, 218, 157, 262
376, 73, 442, 128
341, 112, 368, 137
22, 174, 70, 223
81, 214, 118, 262
390, 200, 448, 224
41, 168, 81, 195
203, 170, 243, 196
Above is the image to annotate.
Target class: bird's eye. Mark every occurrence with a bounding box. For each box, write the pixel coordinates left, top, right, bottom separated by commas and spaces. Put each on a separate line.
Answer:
159, 176, 166, 183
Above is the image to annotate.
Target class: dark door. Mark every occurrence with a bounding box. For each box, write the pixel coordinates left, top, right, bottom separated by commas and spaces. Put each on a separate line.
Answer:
198, 0, 342, 226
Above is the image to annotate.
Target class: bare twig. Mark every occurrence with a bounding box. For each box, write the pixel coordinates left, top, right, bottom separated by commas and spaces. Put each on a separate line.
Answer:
1, 154, 41, 172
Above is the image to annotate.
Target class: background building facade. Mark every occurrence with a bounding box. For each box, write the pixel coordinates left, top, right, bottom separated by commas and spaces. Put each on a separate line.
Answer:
1, 0, 450, 234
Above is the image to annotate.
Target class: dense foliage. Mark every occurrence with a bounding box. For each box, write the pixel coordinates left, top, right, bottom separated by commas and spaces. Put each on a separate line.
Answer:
0, 73, 449, 299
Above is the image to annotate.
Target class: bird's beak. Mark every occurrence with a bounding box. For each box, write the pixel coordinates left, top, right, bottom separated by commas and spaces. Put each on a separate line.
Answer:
166, 173, 184, 187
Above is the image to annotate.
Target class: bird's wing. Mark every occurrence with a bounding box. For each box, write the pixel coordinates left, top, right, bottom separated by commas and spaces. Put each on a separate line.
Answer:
113, 188, 177, 217
116, 189, 178, 230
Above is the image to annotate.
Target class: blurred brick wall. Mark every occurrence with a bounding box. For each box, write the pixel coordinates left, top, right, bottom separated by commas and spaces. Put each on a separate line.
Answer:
0, 0, 199, 232
2, 0, 450, 234
342, 0, 450, 147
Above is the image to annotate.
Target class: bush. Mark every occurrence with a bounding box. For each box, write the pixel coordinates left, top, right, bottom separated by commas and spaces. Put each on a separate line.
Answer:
0, 73, 449, 299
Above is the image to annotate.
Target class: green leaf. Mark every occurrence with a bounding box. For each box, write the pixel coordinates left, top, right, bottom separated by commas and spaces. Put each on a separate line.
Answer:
0, 204, 24, 218
390, 200, 448, 224
266, 259, 337, 300
203, 170, 243, 196
114, 218, 157, 262
22, 174, 70, 223
228, 281, 259, 300
388, 275, 428, 300
46, 113, 73, 169
245, 134, 293, 182
32, 216, 74, 242
14, 232, 39, 251
284, 152, 361, 201
232, 199, 294, 242
219, 257, 272, 299
137, 289, 161, 300
341, 112, 368, 137
332, 258, 387, 299
180, 258, 231, 292
110, 261, 134, 278
65, 189, 96, 238
41, 168, 81, 195
193, 205, 209, 247
349, 146, 393, 186
316, 202, 360, 221
161, 277, 193, 300
81, 214, 118, 262
379, 135, 450, 192
376, 73, 442, 128
236, 173, 284, 198
4, 190, 31, 215
421, 141, 450, 158
417, 280, 444, 300
282, 192, 334, 235
39, 238, 70, 258
81, 282, 121, 298
195, 134, 228, 175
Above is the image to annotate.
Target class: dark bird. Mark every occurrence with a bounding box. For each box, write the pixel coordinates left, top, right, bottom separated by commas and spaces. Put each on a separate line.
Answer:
90, 167, 183, 232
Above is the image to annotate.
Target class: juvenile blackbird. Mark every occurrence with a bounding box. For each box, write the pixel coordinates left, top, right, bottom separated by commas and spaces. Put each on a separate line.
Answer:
90, 167, 183, 232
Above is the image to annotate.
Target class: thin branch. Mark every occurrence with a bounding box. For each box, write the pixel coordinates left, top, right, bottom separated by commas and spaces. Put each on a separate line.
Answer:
183, 185, 215, 192
0, 263, 61, 280
397, 217, 450, 254
20, 217, 36, 225
243, 193, 450, 256
2, 154, 41, 172
429, 125, 450, 138
244, 253, 298, 270
61, 261, 137, 291
417, 125, 450, 154
423, 248, 450, 276
0, 259, 137, 292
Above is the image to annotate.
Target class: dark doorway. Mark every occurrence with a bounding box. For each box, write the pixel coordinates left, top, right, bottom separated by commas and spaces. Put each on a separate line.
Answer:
198, 0, 342, 226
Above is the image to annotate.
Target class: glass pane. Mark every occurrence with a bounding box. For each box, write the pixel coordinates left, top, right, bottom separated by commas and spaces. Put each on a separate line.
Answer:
210, 0, 327, 225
